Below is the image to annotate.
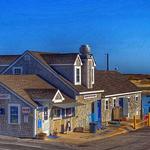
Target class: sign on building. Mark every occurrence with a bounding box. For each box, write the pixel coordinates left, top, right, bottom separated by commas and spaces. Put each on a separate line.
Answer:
22, 107, 30, 114
84, 94, 97, 99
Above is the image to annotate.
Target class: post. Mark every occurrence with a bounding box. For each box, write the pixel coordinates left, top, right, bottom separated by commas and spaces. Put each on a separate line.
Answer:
148, 113, 150, 127
133, 115, 136, 129
106, 53, 109, 71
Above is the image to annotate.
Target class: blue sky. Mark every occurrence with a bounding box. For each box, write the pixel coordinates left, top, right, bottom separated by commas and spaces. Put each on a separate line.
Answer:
0, 0, 150, 73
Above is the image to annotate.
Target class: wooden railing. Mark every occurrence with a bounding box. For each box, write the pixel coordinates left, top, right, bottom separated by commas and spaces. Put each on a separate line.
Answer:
133, 113, 150, 129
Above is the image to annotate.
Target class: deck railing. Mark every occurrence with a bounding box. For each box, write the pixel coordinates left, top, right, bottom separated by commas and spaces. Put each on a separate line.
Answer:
133, 113, 150, 129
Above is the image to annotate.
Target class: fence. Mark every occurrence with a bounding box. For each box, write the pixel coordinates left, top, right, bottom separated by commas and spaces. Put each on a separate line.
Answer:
133, 113, 150, 129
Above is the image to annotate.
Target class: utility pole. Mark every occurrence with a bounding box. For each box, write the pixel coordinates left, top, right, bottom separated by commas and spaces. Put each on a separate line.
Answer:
106, 53, 109, 71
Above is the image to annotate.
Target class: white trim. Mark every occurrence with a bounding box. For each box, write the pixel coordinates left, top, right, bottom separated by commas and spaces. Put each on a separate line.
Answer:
33, 109, 37, 137
52, 90, 65, 103
0, 83, 35, 108
91, 56, 96, 67
105, 99, 109, 110
79, 90, 104, 95
91, 66, 95, 84
74, 66, 81, 85
74, 54, 83, 66
53, 108, 62, 120
84, 94, 97, 99
50, 64, 73, 66
8, 104, 21, 125
0, 64, 9, 67
12, 67, 23, 75
112, 97, 116, 107
105, 91, 142, 98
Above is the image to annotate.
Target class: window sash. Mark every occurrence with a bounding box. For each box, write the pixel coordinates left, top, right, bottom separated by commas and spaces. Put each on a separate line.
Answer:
9, 105, 20, 124
75, 66, 81, 84
105, 100, 109, 110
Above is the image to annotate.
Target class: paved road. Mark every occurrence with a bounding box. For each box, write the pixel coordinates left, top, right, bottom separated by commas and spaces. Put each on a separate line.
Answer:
75, 127, 150, 150
0, 127, 150, 150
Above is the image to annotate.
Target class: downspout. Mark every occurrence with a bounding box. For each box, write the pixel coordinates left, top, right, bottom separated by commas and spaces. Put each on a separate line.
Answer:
33, 109, 37, 138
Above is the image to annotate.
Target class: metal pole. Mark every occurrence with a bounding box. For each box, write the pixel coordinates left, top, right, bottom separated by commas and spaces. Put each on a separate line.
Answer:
106, 53, 109, 71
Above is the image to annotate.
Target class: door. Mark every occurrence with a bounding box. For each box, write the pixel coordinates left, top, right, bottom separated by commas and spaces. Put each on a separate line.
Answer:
42, 107, 50, 135
97, 100, 101, 128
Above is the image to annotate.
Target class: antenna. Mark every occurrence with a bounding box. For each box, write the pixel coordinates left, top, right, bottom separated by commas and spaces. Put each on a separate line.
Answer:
106, 53, 109, 71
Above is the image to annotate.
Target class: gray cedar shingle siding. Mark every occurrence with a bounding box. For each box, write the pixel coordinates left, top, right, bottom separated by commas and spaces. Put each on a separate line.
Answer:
51, 65, 74, 83
0, 85, 34, 137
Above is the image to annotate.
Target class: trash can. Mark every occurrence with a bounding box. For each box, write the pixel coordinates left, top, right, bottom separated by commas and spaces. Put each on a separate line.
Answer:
89, 122, 97, 133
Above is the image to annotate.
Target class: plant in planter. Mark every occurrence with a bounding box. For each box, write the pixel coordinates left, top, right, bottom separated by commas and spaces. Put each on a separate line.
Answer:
37, 132, 47, 140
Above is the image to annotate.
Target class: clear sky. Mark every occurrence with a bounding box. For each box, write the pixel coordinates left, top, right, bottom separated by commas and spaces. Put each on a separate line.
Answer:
0, 0, 150, 73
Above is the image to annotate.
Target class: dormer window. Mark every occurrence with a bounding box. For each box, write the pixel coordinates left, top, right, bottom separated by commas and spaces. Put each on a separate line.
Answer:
12, 67, 23, 75
74, 66, 81, 85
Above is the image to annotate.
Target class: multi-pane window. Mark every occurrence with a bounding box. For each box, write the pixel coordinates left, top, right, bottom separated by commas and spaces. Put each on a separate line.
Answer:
76, 68, 80, 83
13, 67, 22, 75
75, 66, 81, 84
9, 105, 20, 124
53, 109, 61, 118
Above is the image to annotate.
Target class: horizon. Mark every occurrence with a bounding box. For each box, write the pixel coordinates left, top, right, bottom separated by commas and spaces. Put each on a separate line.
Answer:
0, 0, 150, 74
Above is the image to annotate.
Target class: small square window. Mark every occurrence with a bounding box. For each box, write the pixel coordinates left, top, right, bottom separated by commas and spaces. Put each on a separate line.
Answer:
13, 67, 22, 75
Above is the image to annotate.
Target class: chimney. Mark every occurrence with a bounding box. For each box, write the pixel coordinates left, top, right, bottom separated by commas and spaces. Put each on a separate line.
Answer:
80, 45, 95, 89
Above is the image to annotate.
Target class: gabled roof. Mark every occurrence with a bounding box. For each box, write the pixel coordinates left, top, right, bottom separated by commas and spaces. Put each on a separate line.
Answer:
28, 51, 102, 93
0, 55, 20, 65
0, 75, 75, 107
95, 70, 140, 97
0, 55, 21, 73
29, 51, 78, 65
0, 75, 55, 106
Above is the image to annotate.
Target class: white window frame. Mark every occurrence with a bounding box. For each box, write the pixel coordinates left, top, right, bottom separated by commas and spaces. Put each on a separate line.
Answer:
53, 108, 62, 120
8, 104, 21, 125
135, 95, 138, 102
74, 66, 81, 85
112, 97, 116, 107
105, 99, 109, 110
91, 66, 95, 84
12, 67, 23, 75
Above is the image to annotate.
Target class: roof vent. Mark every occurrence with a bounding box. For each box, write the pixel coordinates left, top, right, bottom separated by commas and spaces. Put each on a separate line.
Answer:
80, 44, 91, 55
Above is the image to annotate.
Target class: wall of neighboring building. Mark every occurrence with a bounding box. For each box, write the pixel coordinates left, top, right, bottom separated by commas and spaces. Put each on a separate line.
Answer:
142, 94, 150, 115
51, 65, 74, 83
3, 53, 77, 99
75, 93, 101, 130
101, 92, 141, 124
0, 85, 34, 137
